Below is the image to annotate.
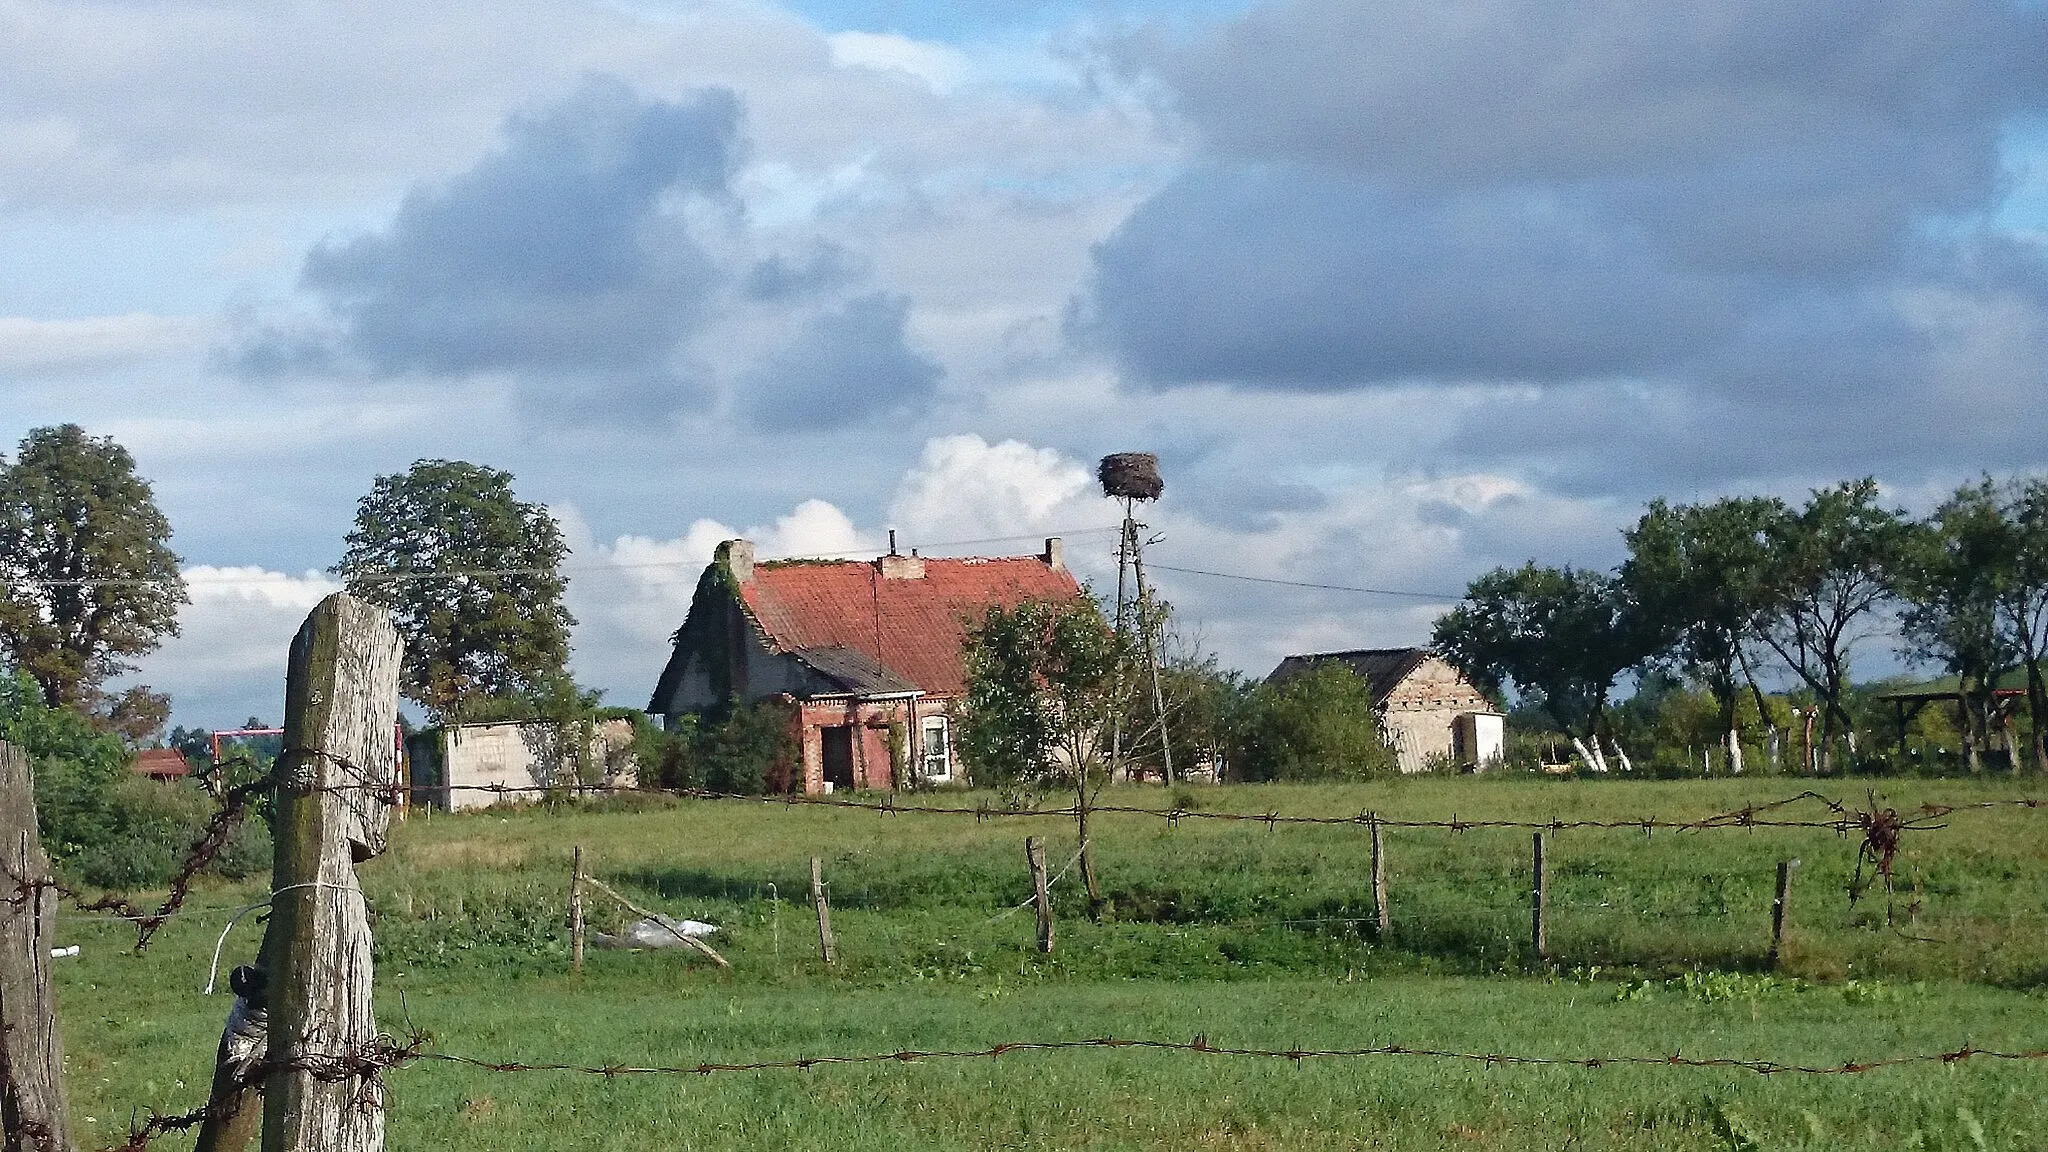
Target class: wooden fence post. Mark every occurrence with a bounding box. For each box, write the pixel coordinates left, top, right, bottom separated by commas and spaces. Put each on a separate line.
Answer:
1026, 836, 1053, 954
1369, 814, 1389, 938
1, 739, 75, 1152
1530, 831, 1548, 962
260, 593, 403, 1152
811, 857, 836, 965
571, 846, 586, 973
1769, 858, 1799, 970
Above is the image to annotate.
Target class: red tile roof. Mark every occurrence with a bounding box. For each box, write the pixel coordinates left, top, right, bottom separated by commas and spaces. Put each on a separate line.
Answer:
133, 748, 191, 780
741, 556, 1084, 697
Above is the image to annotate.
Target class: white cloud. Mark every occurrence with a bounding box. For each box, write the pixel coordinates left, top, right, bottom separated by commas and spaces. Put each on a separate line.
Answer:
119, 566, 342, 727
0, 313, 209, 376
886, 433, 1108, 543
827, 31, 973, 95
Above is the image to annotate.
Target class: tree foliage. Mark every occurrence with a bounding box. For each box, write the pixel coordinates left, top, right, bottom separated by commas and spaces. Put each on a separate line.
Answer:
1228, 661, 1394, 781
1621, 496, 1778, 768
955, 595, 1123, 789
1751, 480, 1909, 771
1890, 479, 2017, 771
1432, 563, 1654, 753
336, 459, 575, 722
0, 424, 186, 710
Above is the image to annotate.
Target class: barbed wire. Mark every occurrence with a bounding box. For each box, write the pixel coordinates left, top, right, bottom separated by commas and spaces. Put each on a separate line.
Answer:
415, 1035, 2048, 1080
100, 1025, 2048, 1152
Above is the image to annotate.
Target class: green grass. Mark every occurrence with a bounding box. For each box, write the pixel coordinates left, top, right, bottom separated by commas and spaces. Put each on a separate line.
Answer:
49, 776, 2048, 1149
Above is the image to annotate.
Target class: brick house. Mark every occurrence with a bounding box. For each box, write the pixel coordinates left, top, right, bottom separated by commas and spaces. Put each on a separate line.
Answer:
649, 537, 1083, 793
1267, 648, 1505, 773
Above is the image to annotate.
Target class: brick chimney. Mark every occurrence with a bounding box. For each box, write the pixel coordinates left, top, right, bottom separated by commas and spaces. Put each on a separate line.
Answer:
1042, 537, 1064, 570
879, 552, 926, 579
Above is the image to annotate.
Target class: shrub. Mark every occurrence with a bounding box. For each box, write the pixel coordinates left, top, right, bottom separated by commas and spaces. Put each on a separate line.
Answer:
1228, 662, 1397, 781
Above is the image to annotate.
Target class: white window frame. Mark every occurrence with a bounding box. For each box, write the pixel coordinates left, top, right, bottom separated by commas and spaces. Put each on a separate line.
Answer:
920, 715, 951, 780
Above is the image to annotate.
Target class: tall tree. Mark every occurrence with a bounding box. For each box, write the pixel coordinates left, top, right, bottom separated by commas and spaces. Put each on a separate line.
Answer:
1891, 479, 2016, 772
2000, 477, 2048, 774
0, 424, 187, 709
335, 459, 574, 722
1751, 479, 1908, 772
1432, 563, 1655, 771
1621, 497, 1778, 773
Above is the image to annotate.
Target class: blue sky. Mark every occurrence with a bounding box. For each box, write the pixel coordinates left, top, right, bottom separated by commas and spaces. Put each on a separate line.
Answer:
3, 0, 2046, 727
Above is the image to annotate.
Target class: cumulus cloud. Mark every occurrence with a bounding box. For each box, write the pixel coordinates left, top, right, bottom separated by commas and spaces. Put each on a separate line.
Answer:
118, 566, 342, 727
1085, 0, 2048, 488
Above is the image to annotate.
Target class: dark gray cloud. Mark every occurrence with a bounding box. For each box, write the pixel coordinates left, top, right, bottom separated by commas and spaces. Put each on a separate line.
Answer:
738, 293, 942, 430
237, 76, 740, 407
1085, 0, 2048, 483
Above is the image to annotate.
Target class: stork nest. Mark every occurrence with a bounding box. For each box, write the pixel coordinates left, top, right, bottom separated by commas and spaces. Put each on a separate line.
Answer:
1098, 453, 1163, 501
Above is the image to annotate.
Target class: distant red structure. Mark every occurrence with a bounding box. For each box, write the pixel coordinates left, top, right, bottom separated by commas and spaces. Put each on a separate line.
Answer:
132, 748, 192, 781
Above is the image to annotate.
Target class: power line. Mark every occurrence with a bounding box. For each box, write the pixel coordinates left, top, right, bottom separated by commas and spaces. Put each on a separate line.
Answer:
1145, 562, 1462, 601
0, 526, 1125, 591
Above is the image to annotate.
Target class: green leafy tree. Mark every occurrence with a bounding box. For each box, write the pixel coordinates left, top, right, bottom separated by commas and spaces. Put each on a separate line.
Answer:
1621, 497, 1779, 772
956, 594, 1122, 909
1999, 477, 2048, 773
1890, 479, 2017, 772
1229, 661, 1394, 781
1432, 563, 1657, 771
0, 424, 187, 709
1752, 480, 1909, 772
336, 459, 575, 723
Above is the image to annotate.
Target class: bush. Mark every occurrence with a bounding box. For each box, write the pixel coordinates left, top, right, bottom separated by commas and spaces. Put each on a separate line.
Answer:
1228, 663, 1397, 781
645, 702, 798, 795
3, 670, 269, 889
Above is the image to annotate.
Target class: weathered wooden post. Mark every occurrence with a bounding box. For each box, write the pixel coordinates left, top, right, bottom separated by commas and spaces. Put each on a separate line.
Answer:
1768, 858, 1799, 970
1369, 814, 1389, 938
1026, 836, 1054, 954
260, 593, 403, 1152
570, 846, 586, 973
811, 856, 836, 965
193, 964, 268, 1152
1530, 831, 1549, 962
1, 739, 75, 1152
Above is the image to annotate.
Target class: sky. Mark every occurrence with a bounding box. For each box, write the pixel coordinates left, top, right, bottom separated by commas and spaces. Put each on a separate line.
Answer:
4, 0, 2047, 729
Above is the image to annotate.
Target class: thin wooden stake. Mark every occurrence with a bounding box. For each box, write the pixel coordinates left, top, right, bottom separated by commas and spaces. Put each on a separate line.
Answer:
1369, 814, 1389, 938
578, 875, 730, 968
1769, 858, 1799, 970
1027, 836, 1054, 954
571, 845, 586, 973
261, 592, 404, 1152
1, 739, 75, 1152
812, 856, 837, 965
1530, 831, 1548, 962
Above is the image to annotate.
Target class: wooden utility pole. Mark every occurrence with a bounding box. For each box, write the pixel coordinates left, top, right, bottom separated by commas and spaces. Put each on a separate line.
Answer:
1026, 836, 1054, 954
1, 740, 75, 1152
1369, 814, 1389, 938
259, 593, 403, 1152
571, 846, 586, 973
1769, 859, 1799, 970
1530, 832, 1549, 962
811, 857, 836, 965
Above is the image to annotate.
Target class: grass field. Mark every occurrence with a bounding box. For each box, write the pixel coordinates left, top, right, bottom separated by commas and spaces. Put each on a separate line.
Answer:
50, 776, 2048, 1150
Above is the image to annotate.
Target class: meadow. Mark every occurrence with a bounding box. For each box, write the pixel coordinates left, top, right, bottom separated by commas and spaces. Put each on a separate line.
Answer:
50, 775, 2048, 1150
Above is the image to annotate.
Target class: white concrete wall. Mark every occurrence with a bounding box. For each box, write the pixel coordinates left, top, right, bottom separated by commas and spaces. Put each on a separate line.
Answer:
441, 719, 638, 811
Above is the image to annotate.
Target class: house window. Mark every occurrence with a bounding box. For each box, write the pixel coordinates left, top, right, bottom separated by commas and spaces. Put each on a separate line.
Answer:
921, 716, 951, 779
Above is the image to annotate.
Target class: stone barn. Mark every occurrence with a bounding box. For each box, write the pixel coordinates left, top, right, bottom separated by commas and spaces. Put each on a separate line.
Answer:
649, 537, 1083, 794
1267, 648, 1504, 773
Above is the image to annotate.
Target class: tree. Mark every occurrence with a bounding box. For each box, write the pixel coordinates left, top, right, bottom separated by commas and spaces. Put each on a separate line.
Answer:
335, 460, 575, 722
1890, 479, 2016, 772
1228, 661, 1395, 781
1751, 480, 1908, 772
955, 594, 1124, 909
1621, 497, 1778, 773
0, 424, 187, 709
1999, 477, 2048, 773
1432, 563, 1656, 771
